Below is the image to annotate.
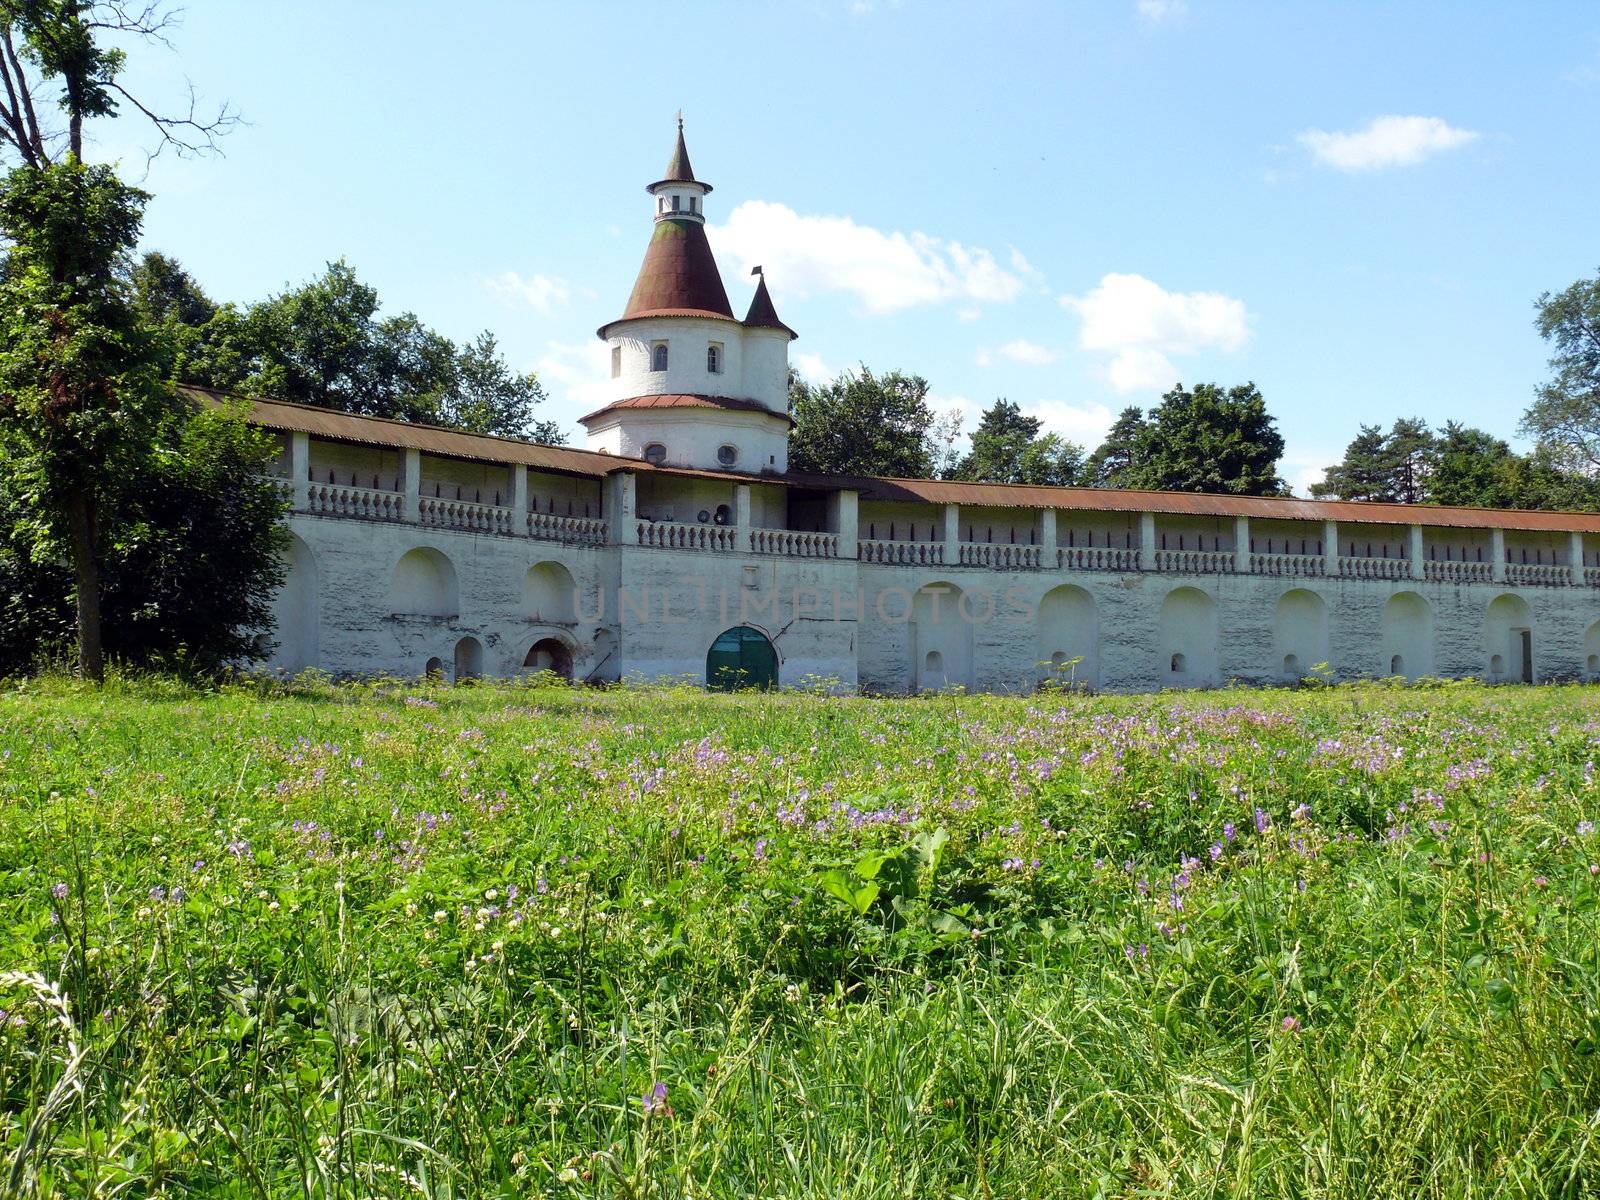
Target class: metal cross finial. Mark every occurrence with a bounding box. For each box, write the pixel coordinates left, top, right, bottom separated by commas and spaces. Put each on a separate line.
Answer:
675, 109, 683, 131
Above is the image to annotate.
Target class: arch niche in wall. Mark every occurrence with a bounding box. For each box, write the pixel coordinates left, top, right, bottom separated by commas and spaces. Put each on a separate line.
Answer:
1484, 593, 1535, 683
1381, 591, 1433, 680
1036, 584, 1098, 689
524, 637, 574, 680
912, 582, 972, 692
523, 561, 578, 624
1585, 619, 1600, 677
1273, 588, 1330, 681
1158, 586, 1219, 687
272, 533, 319, 672
453, 636, 484, 682
391, 547, 459, 618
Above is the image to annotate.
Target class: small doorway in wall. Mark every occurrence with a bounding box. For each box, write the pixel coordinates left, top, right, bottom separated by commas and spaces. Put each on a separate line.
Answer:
706, 626, 778, 692
1390, 654, 1404, 676
921, 649, 947, 691
424, 657, 444, 680
1282, 653, 1301, 679
524, 638, 573, 680
1169, 652, 1187, 675
1517, 629, 1533, 683
454, 636, 484, 682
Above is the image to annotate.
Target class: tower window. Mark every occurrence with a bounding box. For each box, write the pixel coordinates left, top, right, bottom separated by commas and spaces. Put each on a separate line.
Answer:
651, 342, 668, 372
671, 195, 681, 212
717, 444, 738, 467
643, 443, 667, 465
690, 196, 698, 213
707, 343, 722, 373
610, 346, 621, 378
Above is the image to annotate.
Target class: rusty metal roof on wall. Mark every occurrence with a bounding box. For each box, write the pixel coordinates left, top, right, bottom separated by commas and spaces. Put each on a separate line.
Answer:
191, 389, 621, 480
579, 393, 793, 426
835, 475, 1600, 533
199, 387, 1600, 533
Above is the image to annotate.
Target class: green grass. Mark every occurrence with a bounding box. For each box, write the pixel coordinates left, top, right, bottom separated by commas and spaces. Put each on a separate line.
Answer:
2, 675, 1600, 1198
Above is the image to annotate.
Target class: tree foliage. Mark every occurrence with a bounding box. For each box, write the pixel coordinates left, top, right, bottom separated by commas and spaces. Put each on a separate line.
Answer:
947, 399, 1086, 486
1521, 268, 1600, 476
1313, 417, 1600, 511
788, 366, 951, 478
133, 255, 563, 442
1082, 383, 1286, 496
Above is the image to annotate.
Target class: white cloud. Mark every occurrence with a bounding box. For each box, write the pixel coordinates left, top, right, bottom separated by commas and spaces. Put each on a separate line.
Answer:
1060, 272, 1249, 393
535, 339, 611, 422
1028, 399, 1117, 448
1136, 0, 1187, 22
1280, 444, 1338, 497
710, 200, 1031, 315
1296, 115, 1479, 172
488, 271, 572, 314
977, 338, 1059, 367
791, 350, 835, 384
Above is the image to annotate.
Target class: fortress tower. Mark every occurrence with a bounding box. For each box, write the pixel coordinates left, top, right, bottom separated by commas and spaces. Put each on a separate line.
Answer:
579, 118, 796, 474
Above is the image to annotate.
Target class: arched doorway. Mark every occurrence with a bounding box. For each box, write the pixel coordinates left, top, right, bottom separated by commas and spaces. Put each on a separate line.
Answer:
424, 656, 444, 680
706, 626, 778, 691
912, 582, 972, 692
1273, 588, 1329, 681
454, 636, 483, 682
1037, 584, 1098, 689
524, 637, 573, 680
1484, 594, 1534, 683
272, 533, 319, 671
1586, 619, 1600, 678
1159, 586, 1219, 687
1381, 592, 1433, 680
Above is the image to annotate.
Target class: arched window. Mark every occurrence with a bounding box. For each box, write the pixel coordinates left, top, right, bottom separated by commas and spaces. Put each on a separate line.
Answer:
643, 443, 667, 465
707, 343, 721, 374
1170, 652, 1186, 674
651, 343, 668, 372
1390, 654, 1404, 676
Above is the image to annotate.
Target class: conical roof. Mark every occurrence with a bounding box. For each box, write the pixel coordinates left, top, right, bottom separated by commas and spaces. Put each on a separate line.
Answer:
663, 123, 695, 183
598, 217, 736, 336
742, 271, 797, 339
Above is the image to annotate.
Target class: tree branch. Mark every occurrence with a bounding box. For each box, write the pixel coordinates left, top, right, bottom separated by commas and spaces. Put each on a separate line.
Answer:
107, 78, 238, 164
0, 23, 47, 164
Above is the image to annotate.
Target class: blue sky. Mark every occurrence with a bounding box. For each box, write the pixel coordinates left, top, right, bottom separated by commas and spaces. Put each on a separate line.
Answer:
101, 1, 1600, 492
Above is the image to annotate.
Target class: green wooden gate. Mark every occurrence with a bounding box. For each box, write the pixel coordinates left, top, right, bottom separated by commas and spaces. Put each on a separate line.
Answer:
705, 626, 778, 692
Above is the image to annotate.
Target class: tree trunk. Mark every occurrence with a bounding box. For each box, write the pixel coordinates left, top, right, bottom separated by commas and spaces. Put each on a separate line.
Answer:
65, 486, 103, 682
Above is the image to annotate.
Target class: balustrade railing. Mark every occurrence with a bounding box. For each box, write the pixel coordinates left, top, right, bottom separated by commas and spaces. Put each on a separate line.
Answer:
636, 520, 738, 551
1249, 552, 1325, 578
959, 543, 1042, 569
1339, 556, 1410, 581
749, 528, 839, 557
1059, 546, 1140, 571
1152, 548, 1236, 574
1588, 567, 1600, 588
858, 539, 945, 565
529, 512, 607, 545
1425, 559, 1493, 584
1504, 562, 1571, 587
307, 483, 406, 522
417, 496, 516, 536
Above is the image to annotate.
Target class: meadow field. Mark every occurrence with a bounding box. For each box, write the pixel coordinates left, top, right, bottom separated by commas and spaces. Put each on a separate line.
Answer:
2, 676, 1599, 1198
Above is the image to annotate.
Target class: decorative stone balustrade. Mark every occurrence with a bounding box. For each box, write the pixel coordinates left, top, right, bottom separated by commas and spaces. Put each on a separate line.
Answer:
307, 483, 406, 522
858, 539, 945, 565
1505, 562, 1572, 586
1153, 549, 1236, 574
1425, 560, 1493, 584
418, 496, 516, 536
749, 529, 839, 557
1059, 546, 1140, 571
1339, 557, 1410, 580
1249, 552, 1325, 578
636, 520, 738, 551
959, 543, 1042, 569
529, 512, 607, 545
1589, 567, 1600, 588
